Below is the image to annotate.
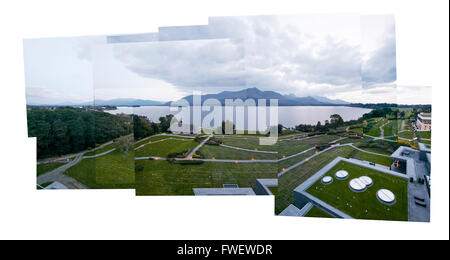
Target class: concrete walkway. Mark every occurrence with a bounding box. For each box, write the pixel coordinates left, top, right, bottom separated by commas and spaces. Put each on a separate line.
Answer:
134, 137, 192, 151
185, 135, 212, 159
219, 144, 278, 154
278, 147, 316, 162
278, 145, 342, 177
37, 155, 87, 189
83, 148, 116, 159
348, 144, 391, 157
37, 140, 114, 164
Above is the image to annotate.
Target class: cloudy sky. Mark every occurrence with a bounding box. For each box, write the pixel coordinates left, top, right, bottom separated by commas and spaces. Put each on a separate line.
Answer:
23, 14, 431, 105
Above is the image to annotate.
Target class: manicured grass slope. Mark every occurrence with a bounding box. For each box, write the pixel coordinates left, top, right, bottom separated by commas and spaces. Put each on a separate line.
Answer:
199, 144, 277, 160
306, 161, 408, 221
417, 131, 431, 139
383, 120, 399, 137
350, 150, 394, 167
135, 139, 198, 158
84, 142, 116, 156
134, 135, 193, 148
214, 136, 278, 151
398, 131, 415, 140
37, 162, 67, 176
64, 150, 134, 189
135, 160, 277, 195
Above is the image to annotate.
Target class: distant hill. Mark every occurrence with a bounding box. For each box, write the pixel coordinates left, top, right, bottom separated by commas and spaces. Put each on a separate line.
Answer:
169, 88, 350, 106
89, 98, 165, 106
311, 96, 350, 105
41, 88, 350, 107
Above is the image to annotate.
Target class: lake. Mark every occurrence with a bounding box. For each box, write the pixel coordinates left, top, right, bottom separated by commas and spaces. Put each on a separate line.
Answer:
107, 106, 372, 130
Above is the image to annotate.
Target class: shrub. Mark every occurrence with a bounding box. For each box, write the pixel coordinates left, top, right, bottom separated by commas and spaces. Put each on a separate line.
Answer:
173, 160, 205, 165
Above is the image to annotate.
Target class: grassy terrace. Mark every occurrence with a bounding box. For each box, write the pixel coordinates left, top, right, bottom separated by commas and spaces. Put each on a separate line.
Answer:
135, 160, 277, 195
64, 150, 135, 189
84, 142, 116, 156
350, 149, 394, 167
298, 134, 341, 145
214, 136, 278, 152
304, 206, 333, 218
135, 139, 199, 158
198, 144, 277, 160
278, 149, 316, 170
37, 161, 68, 176
306, 161, 408, 221
134, 135, 193, 148
366, 118, 385, 137
275, 145, 354, 214
277, 140, 312, 158
383, 120, 399, 137
355, 146, 392, 156
398, 130, 415, 140
417, 131, 431, 139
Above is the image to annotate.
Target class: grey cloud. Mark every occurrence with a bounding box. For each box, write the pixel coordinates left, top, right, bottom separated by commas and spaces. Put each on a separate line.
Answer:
362, 23, 397, 87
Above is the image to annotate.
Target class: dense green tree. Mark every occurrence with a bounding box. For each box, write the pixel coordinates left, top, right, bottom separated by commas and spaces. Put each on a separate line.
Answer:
27, 107, 133, 158
330, 114, 344, 129
159, 114, 174, 133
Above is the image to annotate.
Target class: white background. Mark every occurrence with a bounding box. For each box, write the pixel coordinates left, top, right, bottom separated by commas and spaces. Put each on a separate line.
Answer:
0, 0, 448, 240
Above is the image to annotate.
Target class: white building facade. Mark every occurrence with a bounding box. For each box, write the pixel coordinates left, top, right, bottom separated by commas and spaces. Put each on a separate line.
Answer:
416, 113, 431, 131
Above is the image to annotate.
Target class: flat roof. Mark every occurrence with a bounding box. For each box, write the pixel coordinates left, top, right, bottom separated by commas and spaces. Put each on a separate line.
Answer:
279, 204, 305, 216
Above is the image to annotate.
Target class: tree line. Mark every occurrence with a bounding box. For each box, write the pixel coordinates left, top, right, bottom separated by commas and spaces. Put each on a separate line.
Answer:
291, 107, 402, 133
27, 107, 132, 159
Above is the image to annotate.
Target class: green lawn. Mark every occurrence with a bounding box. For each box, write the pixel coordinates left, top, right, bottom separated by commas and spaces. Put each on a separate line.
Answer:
84, 142, 116, 156
398, 131, 415, 140
276, 145, 355, 214
421, 139, 431, 145
64, 150, 135, 189
198, 144, 277, 160
268, 186, 278, 195
366, 118, 385, 137
306, 161, 408, 221
417, 131, 431, 140
277, 140, 312, 158
278, 149, 316, 170
304, 206, 333, 218
134, 135, 193, 148
356, 146, 393, 156
383, 120, 399, 137
135, 139, 199, 158
135, 160, 277, 195
37, 161, 68, 176
298, 135, 341, 146
350, 149, 394, 167
214, 136, 278, 152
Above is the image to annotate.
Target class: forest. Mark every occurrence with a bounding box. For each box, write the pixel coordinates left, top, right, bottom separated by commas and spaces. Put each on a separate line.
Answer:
27, 107, 133, 159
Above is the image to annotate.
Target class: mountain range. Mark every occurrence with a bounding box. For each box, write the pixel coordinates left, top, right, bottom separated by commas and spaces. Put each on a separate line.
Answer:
48, 88, 350, 107
168, 88, 349, 106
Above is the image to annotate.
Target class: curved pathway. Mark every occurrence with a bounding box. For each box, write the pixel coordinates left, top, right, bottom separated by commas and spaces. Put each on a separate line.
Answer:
185, 135, 212, 159
37, 155, 87, 189
348, 144, 391, 157
83, 148, 116, 159
278, 144, 343, 177
219, 144, 278, 154
134, 137, 192, 151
